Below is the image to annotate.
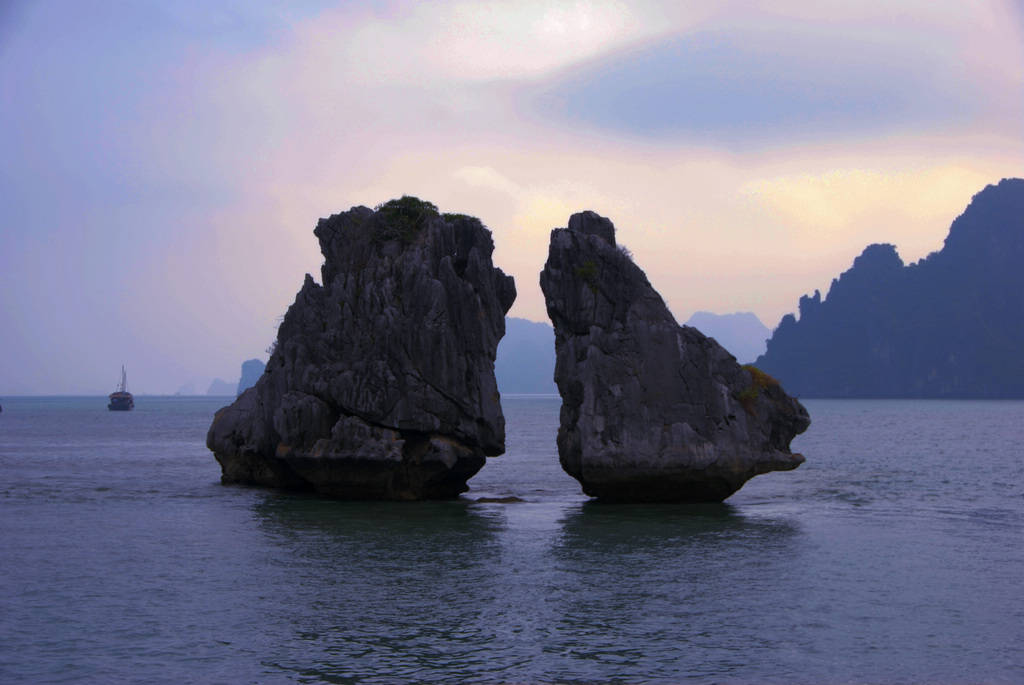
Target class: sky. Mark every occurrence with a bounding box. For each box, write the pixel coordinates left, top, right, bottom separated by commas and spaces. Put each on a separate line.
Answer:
1, 0, 1022, 395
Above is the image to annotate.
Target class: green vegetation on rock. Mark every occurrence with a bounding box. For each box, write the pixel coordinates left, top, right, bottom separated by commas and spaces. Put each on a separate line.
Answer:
370, 196, 484, 243
372, 195, 439, 243
737, 365, 779, 413
575, 260, 599, 292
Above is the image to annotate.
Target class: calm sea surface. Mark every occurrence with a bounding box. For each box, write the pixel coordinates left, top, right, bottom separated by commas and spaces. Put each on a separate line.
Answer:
1, 396, 1022, 684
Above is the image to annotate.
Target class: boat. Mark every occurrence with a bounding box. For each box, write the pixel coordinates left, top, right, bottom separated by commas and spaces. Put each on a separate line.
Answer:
108, 366, 134, 411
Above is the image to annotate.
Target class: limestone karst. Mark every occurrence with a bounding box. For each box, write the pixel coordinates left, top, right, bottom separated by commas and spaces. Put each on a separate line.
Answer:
207, 197, 516, 500
540, 211, 809, 502
757, 178, 1024, 398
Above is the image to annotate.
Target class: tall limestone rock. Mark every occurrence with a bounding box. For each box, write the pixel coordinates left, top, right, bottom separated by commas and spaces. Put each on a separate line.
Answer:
757, 178, 1024, 398
540, 211, 809, 502
207, 198, 516, 500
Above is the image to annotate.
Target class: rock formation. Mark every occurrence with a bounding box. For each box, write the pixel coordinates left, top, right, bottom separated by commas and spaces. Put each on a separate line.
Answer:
207, 197, 516, 500
207, 378, 235, 396
540, 211, 809, 502
757, 178, 1024, 398
236, 359, 266, 396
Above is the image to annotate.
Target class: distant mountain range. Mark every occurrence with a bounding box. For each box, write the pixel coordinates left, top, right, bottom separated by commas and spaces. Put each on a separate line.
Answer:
684, 311, 770, 364
756, 178, 1024, 398
496, 318, 558, 394
496, 312, 770, 395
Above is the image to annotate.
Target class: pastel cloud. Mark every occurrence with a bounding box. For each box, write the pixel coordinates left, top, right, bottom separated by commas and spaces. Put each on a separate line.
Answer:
426, 1, 646, 80
525, 15, 996, 146
296, 1, 657, 90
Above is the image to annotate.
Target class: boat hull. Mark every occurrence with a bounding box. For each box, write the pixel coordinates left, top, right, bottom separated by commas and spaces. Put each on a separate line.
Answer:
108, 393, 134, 411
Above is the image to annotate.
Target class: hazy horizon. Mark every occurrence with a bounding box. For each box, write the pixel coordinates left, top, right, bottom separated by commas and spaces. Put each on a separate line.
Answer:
2, 1, 1022, 394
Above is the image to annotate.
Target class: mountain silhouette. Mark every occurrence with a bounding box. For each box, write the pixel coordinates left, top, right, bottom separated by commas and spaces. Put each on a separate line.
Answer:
495, 317, 558, 394
756, 178, 1024, 398
684, 311, 770, 364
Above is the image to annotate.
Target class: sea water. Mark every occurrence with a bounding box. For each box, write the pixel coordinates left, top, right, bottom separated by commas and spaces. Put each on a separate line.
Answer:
0, 395, 1022, 684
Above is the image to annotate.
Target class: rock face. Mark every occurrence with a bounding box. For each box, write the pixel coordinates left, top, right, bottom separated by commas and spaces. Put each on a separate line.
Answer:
207, 198, 516, 500
540, 211, 810, 502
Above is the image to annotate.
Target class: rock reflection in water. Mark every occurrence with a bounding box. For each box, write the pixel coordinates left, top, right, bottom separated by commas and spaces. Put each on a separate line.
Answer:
247, 493, 803, 683
251, 496, 506, 683
543, 503, 803, 682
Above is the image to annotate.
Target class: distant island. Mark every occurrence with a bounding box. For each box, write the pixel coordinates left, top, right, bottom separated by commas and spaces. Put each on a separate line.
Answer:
756, 178, 1024, 398
495, 318, 558, 394
206, 378, 235, 396
236, 359, 265, 396
205, 359, 266, 397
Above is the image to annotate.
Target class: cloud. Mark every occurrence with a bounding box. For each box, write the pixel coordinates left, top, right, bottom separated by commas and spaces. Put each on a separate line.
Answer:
525, 24, 977, 147
453, 166, 522, 195
426, 1, 645, 80
332, 1, 657, 85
